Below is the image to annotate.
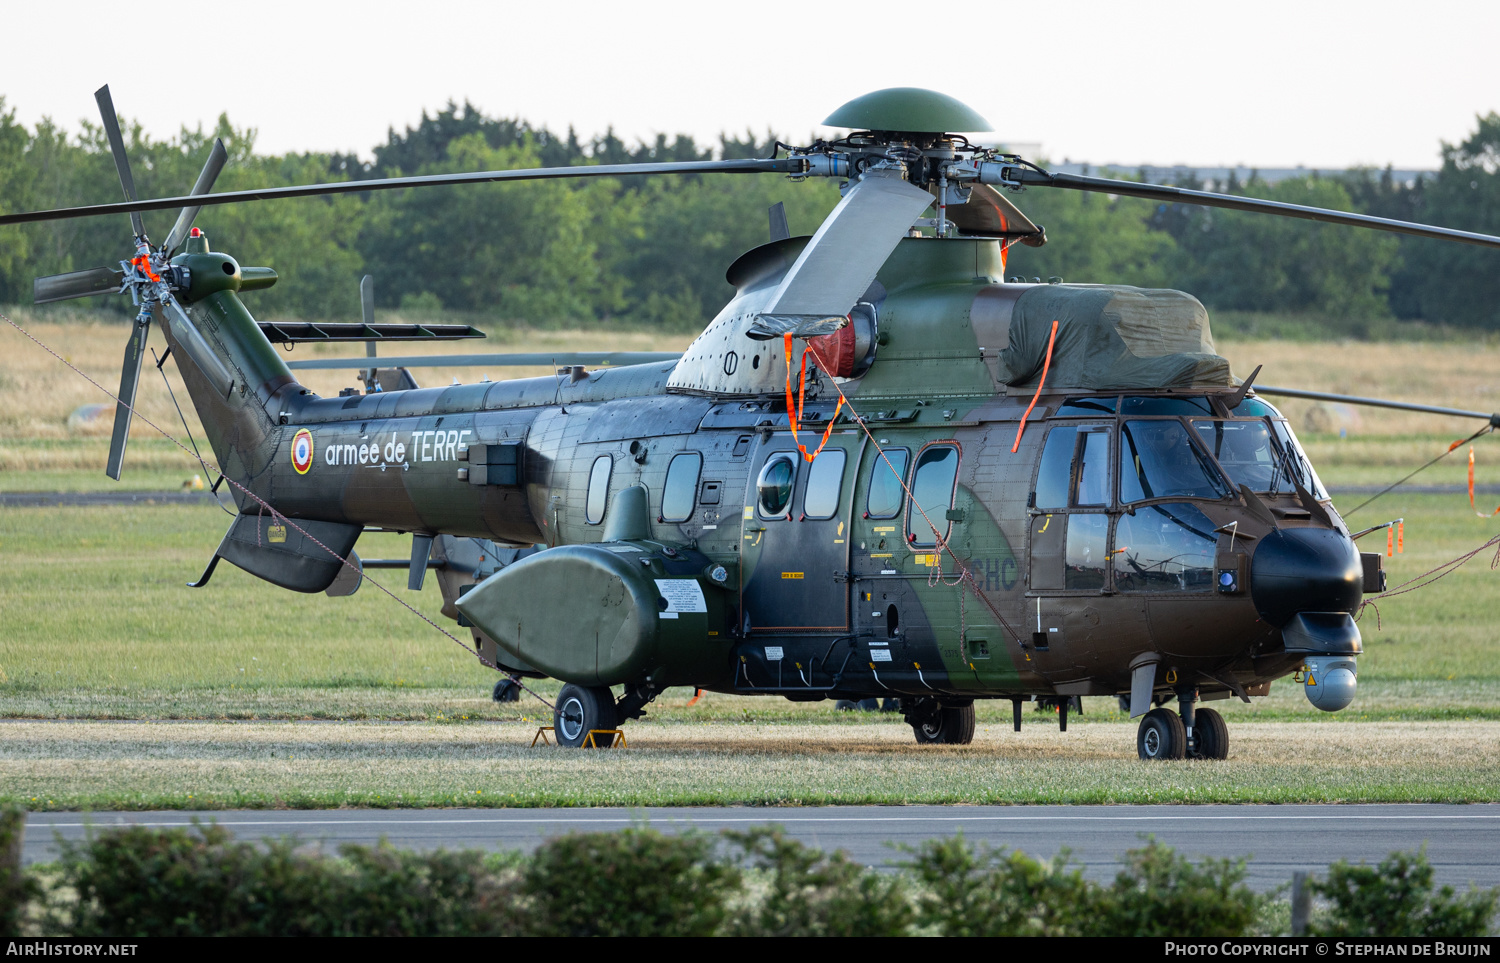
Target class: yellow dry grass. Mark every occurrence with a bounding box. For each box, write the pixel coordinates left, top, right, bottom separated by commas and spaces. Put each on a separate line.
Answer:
3, 719, 1496, 808
0, 314, 692, 479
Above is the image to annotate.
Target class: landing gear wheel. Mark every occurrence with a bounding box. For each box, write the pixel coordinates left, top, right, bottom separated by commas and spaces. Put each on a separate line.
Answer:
1189, 707, 1229, 760
492, 678, 520, 703
1137, 707, 1186, 760
912, 704, 976, 745
553, 683, 619, 749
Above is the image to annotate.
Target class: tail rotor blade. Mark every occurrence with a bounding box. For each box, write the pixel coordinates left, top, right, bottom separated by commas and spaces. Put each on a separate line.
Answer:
162, 138, 229, 254
34, 266, 124, 304
94, 85, 145, 238
105, 321, 150, 480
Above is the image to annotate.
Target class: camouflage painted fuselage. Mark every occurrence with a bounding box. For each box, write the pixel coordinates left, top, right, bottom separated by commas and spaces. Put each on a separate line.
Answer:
163, 234, 1336, 705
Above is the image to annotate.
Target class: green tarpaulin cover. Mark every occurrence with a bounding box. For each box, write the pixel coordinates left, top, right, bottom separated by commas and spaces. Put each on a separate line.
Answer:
999, 284, 1232, 390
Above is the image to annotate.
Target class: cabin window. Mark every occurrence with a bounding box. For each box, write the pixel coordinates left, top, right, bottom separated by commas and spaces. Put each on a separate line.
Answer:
803, 449, 846, 520
1118, 420, 1231, 503
1065, 513, 1109, 590
907, 445, 960, 546
585, 455, 612, 525
662, 452, 702, 523
1192, 419, 1278, 492
1114, 502, 1217, 593
865, 448, 910, 519
757, 453, 797, 518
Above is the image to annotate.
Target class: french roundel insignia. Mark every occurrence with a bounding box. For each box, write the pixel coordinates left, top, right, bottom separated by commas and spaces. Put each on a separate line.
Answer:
291, 428, 314, 475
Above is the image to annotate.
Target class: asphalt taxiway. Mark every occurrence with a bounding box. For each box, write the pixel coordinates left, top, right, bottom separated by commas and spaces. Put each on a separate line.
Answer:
22, 804, 1500, 891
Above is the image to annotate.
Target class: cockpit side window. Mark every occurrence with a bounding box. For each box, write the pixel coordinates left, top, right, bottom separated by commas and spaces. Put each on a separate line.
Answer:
1114, 502, 1217, 593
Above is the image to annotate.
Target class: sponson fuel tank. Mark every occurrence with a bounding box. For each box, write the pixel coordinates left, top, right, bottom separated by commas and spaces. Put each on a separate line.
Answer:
455, 487, 736, 688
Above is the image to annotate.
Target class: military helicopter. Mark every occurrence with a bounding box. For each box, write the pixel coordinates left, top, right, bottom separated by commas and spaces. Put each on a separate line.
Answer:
10, 86, 1500, 760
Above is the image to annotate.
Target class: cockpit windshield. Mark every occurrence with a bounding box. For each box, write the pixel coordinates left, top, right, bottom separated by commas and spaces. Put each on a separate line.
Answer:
1118, 420, 1231, 503
1192, 418, 1328, 499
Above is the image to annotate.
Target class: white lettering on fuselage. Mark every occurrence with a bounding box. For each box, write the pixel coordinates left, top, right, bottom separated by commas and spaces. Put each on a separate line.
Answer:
317, 429, 468, 469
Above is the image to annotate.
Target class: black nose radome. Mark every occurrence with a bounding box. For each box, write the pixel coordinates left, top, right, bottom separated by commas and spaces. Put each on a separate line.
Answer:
1250, 528, 1362, 628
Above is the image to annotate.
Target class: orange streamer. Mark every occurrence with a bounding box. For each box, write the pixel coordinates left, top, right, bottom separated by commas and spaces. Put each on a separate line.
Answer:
783, 333, 844, 463
131, 254, 161, 284
1387, 526, 1394, 558
1012, 320, 1060, 453
1397, 520, 1404, 553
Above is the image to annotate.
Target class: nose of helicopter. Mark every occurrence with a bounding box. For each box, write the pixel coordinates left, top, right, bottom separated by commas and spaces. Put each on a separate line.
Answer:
1249, 527, 1363, 628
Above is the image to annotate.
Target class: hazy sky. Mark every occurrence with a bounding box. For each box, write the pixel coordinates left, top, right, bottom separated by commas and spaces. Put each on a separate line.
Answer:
6, 0, 1497, 171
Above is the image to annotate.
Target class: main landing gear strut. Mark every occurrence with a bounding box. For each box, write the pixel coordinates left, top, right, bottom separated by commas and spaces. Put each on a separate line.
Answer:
1136, 687, 1229, 761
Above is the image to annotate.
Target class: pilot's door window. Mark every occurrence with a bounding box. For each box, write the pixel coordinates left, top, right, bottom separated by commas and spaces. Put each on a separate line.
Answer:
1030, 425, 1111, 591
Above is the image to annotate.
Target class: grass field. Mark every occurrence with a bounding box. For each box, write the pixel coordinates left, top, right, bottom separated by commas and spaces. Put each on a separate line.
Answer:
3, 317, 1500, 807
3, 720, 1497, 810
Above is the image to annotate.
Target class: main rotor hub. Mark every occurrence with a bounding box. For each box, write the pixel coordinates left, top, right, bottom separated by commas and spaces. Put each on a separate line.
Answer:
822, 87, 993, 136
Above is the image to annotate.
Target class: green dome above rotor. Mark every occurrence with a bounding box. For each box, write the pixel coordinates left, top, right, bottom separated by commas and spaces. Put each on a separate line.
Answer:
823, 88, 993, 134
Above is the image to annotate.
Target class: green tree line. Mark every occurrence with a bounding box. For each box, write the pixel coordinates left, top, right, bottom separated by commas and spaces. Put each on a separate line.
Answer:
3, 96, 1500, 331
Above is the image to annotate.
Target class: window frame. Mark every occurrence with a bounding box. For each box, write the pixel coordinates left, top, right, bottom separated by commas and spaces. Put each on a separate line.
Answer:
905, 442, 962, 547
756, 450, 799, 520
802, 448, 847, 521
864, 446, 911, 520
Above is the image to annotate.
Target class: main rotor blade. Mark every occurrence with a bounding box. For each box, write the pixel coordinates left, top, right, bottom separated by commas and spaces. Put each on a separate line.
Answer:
945, 183, 1044, 242
34, 266, 124, 304
94, 85, 145, 238
1254, 385, 1500, 425
284, 351, 683, 370
1014, 169, 1500, 251
162, 138, 229, 254
0, 157, 803, 227
749, 172, 934, 339
105, 321, 150, 480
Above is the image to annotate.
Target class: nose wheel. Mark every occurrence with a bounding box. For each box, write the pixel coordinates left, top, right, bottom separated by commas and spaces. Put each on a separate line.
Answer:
1188, 707, 1229, 760
1136, 707, 1186, 760
1136, 704, 1230, 760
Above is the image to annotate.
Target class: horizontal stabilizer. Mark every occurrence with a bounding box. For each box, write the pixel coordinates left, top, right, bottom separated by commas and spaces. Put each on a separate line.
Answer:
259, 321, 486, 344
210, 513, 363, 593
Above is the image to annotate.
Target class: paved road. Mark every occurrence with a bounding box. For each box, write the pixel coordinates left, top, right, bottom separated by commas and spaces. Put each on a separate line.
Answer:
22, 805, 1500, 890
0, 490, 233, 507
